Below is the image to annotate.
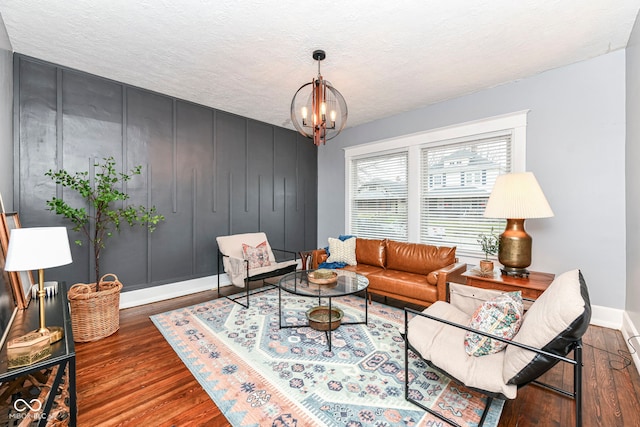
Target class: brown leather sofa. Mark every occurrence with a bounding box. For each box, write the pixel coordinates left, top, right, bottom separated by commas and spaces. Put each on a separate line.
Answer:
311, 238, 466, 307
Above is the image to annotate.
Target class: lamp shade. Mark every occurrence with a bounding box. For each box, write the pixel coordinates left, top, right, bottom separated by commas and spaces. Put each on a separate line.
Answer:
484, 172, 554, 219
5, 227, 72, 271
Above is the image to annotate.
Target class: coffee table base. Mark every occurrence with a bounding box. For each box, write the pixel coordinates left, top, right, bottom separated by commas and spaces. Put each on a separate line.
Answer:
278, 288, 368, 352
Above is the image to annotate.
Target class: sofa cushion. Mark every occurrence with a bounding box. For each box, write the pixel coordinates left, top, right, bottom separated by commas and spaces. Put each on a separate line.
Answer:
355, 238, 386, 268
326, 237, 357, 265
386, 240, 456, 275
341, 264, 384, 276
408, 301, 517, 399
367, 270, 437, 303
503, 269, 591, 386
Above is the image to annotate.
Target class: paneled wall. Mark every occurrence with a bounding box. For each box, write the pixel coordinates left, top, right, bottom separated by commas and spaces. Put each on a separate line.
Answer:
14, 55, 317, 292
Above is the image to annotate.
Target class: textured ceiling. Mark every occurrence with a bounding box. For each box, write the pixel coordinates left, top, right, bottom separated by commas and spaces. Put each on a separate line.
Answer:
0, 1, 639, 130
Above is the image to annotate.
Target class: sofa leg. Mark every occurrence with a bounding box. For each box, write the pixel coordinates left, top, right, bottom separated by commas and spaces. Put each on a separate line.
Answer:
368, 293, 372, 305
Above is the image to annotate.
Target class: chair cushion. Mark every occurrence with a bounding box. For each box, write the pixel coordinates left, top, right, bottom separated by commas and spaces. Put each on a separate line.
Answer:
503, 269, 591, 385
465, 291, 523, 357
407, 301, 517, 399
326, 237, 357, 265
217, 232, 277, 263
242, 241, 272, 269
217, 232, 282, 286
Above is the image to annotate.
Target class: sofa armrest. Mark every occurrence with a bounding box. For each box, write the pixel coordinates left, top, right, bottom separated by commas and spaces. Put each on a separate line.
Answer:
311, 249, 328, 269
431, 261, 467, 302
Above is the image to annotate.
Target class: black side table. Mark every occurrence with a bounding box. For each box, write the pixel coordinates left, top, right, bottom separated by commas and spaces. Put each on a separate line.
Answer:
0, 285, 76, 426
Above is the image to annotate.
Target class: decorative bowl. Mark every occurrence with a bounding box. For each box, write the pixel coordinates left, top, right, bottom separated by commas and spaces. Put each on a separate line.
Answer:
307, 270, 338, 285
306, 306, 344, 331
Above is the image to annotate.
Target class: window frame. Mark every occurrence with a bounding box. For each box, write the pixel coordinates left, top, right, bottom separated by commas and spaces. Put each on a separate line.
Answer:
344, 111, 528, 263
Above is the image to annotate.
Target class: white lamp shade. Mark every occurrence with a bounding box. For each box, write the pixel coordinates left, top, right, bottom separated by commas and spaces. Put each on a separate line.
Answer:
4, 227, 73, 271
484, 172, 554, 219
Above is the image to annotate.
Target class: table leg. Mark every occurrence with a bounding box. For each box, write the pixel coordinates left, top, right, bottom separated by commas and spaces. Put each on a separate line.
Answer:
364, 288, 368, 325
278, 285, 283, 329
328, 297, 332, 352
69, 356, 77, 426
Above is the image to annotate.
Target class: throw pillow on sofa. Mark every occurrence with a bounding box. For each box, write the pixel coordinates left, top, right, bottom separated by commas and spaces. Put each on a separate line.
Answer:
464, 291, 523, 357
326, 237, 357, 265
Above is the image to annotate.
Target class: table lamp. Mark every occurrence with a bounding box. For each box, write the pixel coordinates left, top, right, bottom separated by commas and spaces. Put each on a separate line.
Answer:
483, 172, 553, 277
5, 227, 73, 344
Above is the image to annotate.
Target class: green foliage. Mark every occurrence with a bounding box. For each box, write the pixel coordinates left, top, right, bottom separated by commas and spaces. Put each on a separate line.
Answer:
45, 157, 165, 282
477, 228, 499, 261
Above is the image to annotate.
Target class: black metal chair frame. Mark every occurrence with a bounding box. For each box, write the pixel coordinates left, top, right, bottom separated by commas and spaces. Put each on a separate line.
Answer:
404, 306, 583, 427
217, 248, 298, 309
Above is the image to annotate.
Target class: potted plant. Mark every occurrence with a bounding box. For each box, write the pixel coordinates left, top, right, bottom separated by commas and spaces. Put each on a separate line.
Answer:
45, 157, 164, 341
477, 229, 499, 273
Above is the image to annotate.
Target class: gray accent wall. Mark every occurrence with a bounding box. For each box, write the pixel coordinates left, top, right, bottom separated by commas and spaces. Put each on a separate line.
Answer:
14, 55, 317, 291
626, 11, 640, 329
0, 13, 13, 344
319, 50, 626, 310
0, 14, 12, 212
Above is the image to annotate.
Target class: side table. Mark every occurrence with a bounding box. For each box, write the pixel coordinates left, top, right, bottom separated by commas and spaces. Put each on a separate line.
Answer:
462, 269, 554, 300
0, 285, 76, 426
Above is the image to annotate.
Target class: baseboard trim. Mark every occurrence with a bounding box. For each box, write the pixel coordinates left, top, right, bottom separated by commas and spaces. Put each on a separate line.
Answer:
119, 274, 231, 309
590, 304, 624, 329
621, 311, 640, 377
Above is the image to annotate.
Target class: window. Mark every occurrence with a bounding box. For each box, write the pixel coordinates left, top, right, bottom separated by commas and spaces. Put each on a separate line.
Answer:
349, 151, 408, 240
345, 111, 527, 259
420, 132, 511, 256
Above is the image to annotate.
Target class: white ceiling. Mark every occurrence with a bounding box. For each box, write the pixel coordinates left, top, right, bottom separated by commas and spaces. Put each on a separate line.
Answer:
0, 1, 639, 130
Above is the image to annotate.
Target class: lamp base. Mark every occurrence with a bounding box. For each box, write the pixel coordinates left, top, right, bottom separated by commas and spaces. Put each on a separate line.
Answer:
7, 330, 51, 368
500, 266, 530, 278
46, 326, 64, 344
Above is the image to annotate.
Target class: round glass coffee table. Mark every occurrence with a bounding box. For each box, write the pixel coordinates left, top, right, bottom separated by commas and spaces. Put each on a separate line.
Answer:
278, 269, 369, 351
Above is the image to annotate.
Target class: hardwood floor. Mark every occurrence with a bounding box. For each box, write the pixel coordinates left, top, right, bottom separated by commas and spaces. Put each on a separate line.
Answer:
75, 288, 640, 427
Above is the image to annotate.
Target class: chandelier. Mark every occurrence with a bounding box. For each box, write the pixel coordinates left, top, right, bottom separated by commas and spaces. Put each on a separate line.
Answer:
290, 50, 348, 146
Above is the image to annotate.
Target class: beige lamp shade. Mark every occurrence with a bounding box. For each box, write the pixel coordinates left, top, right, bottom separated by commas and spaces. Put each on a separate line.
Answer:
5, 227, 73, 271
484, 172, 554, 219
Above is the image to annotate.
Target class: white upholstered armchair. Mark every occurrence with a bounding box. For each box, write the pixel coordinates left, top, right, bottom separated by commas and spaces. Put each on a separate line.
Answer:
216, 232, 298, 308
404, 269, 591, 426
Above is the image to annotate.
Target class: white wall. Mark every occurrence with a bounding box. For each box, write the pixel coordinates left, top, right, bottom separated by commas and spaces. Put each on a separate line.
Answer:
318, 50, 627, 310
626, 13, 640, 330
0, 14, 12, 212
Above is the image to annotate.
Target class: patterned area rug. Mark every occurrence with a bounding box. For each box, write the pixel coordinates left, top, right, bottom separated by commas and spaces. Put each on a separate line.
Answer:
151, 288, 504, 427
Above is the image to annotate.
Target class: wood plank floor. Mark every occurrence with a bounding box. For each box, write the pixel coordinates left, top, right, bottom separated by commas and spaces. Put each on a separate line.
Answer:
75, 288, 640, 427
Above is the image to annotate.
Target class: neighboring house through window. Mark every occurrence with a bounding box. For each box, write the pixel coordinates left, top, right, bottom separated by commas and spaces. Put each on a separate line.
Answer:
345, 111, 527, 260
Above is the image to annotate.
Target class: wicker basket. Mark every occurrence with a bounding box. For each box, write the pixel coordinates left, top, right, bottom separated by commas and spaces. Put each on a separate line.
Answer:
68, 274, 123, 342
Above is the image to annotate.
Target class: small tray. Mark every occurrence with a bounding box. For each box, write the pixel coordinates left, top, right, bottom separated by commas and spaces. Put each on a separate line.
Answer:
307, 270, 338, 285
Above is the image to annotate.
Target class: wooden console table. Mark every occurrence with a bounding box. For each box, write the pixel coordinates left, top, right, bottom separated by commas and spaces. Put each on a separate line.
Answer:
462, 269, 554, 300
0, 286, 76, 426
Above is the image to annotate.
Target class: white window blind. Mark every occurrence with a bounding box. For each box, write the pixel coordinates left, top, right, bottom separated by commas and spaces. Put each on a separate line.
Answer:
420, 132, 512, 256
350, 151, 408, 240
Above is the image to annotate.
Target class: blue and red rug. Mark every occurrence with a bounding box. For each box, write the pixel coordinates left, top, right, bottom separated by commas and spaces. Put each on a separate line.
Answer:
151, 288, 504, 426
